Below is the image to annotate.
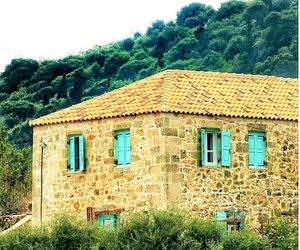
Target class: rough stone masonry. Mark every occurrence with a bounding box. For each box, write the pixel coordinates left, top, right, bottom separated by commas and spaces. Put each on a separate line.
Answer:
32, 112, 298, 229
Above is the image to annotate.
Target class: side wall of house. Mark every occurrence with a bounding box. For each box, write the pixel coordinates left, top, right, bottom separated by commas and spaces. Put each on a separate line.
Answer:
32, 113, 168, 224
164, 113, 298, 228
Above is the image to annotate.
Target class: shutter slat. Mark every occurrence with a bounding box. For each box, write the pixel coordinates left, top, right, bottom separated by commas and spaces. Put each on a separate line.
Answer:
221, 131, 231, 167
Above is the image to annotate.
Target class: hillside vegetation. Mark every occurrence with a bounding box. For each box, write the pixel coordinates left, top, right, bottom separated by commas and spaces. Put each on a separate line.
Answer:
0, 0, 297, 146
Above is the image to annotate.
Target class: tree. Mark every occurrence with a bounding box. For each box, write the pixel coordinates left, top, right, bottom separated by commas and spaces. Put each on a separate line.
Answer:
1, 58, 39, 93
0, 125, 31, 214
176, 3, 215, 28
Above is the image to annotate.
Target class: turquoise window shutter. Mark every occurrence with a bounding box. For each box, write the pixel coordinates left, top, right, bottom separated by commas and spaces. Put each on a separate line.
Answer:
255, 134, 265, 166
79, 135, 85, 171
221, 131, 231, 167
69, 137, 75, 172
116, 131, 125, 165
248, 132, 266, 168
201, 129, 206, 165
248, 134, 255, 166
125, 130, 131, 164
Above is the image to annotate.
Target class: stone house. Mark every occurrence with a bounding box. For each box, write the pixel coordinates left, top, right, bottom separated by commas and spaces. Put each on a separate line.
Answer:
30, 70, 298, 230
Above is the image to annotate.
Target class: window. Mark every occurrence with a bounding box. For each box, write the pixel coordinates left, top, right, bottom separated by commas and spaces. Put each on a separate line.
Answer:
97, 214, 119, 228
68, 135, 85, 172
115, 129, 130, 167
215, 210, 245, 234
248, 131, 266, 168
201, 129, 231, 167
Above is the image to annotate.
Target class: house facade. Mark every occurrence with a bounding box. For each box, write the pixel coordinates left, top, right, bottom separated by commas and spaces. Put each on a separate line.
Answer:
30, 70, 298, 229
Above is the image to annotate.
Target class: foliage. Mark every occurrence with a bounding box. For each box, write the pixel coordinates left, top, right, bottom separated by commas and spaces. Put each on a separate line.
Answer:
0, 0, 297, 147
50, 214, 101, 250
263, 219, 298, 249
0, 214, 100, 250
222, 230, 269, 250
0, 210, 297, 250
0, 126, 31, 215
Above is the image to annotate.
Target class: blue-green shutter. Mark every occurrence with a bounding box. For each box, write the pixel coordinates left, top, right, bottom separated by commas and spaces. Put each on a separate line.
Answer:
248, 134, 255, 166
221, 131, 231, 167
79, 135, 85, 171
125, 131, 130, 164
116, 131, 125, 165
256, 134, 265, 166
201, 129, 206, 165
248, 132, 266, 168
69, 137, 75, 172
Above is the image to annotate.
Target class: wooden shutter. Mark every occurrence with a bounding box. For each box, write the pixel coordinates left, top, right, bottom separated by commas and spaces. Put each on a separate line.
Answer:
255, 133, 265, 166
79, 135, 85, 171
248, 132, 266, 168
69, 136, 75, 172
248, 133, 255, 166
87, 207, 95, 222
116, 131, 125, 166
221, 131, 231, 167
125, 130, 130, 165
201, 129, 206, 166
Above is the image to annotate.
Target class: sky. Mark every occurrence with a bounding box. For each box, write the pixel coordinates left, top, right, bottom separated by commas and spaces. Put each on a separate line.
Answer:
0, 0, 226, 73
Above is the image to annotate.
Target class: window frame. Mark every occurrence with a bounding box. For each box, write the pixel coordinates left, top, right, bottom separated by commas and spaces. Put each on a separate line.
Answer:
201, 128, 221, 167
97, 213, 119, 228
205, 131, 218, 166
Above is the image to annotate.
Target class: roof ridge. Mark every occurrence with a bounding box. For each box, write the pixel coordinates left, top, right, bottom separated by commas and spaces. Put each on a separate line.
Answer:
163, 69, 298, 81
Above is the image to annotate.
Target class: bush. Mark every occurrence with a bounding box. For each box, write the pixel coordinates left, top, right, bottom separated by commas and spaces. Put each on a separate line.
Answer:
182, 218, 223, 249
0, 214, 100, 250
263, 219, 298, 250
222, 230, 269, 250
0, 226, 51, 250
114, 209, 186, 249
50, 214, 100, 250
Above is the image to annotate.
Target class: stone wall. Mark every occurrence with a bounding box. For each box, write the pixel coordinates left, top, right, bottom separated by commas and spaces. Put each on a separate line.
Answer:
163, 113, 298, 229
32, 113, 168, 224
32, 112, 298, 229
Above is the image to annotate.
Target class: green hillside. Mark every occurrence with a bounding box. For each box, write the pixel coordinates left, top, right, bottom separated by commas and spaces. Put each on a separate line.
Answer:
0, 0, 297, 147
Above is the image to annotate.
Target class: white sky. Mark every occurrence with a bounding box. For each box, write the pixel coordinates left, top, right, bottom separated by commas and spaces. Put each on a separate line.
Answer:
0, 0, 225, 73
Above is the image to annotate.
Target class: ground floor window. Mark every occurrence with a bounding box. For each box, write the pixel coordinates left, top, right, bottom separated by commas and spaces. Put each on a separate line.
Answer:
215, 210, 246, 234
97, 213, 119, 228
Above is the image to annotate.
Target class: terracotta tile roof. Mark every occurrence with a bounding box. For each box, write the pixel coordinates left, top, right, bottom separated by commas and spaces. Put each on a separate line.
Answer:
30, 70, 298, 126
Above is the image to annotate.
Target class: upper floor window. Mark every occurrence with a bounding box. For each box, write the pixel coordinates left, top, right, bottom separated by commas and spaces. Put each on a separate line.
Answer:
68, 135, 85, 172
115, 129, 130, 167
248, 131, 266, 168
201, 128, 231, 167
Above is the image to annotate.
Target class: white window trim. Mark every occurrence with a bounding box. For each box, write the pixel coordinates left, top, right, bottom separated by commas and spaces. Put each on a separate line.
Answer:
205, 132, 218, 165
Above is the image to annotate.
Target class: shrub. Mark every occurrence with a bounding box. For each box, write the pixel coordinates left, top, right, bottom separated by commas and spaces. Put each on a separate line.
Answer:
114, 209, 187, 250
50, 214, 100, 250
222, 230, 269, 250
263, 219, 298, 250
181, 218, 223, 249
0, 226, 51, 250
